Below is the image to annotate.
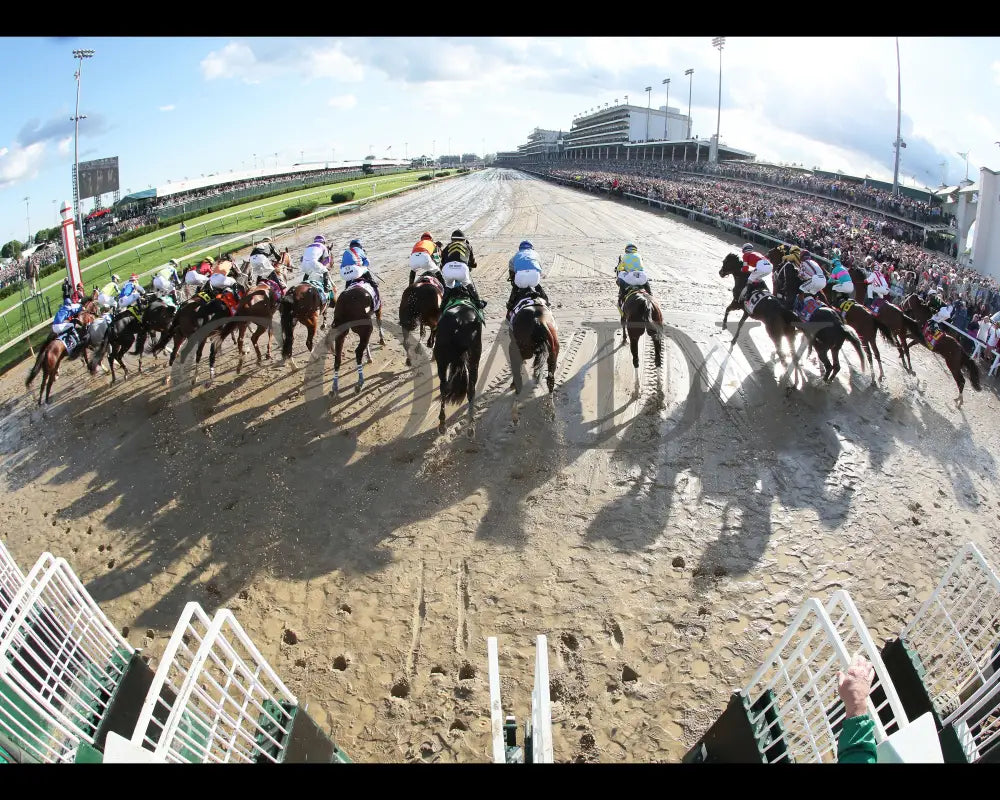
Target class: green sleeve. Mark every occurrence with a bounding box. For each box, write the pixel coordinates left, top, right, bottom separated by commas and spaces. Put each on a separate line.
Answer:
837, 714, 877, 764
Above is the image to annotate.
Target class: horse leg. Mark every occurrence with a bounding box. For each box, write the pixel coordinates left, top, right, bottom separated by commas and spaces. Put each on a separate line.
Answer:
402, 328, 413, 367
251, 325, 265, 364
437, 355, 448, 434
376, 308, 385, 346
209, 336, 219, 384
630, 329, 641, 396
355, 329, 371, 394
547, 333, 558, 395
509, 339, 523, 425
331, 332, 346, 396
466, 350, 479, 439
868, 332, 884, 383
814, 343, 833, 381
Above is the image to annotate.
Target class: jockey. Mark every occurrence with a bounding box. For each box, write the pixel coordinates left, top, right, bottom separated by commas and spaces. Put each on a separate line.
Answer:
440, 229, 486, 310
98, 275, 121, 310
51, 298, 86, 348
927, 288, 952, 332
340, 238, 381, 307
301, 235, 333, 295
409, 232, 442, 285
507, 240, 550, 316
209, 255, 238, 295
153, 260, 181, 297
740, 243, 773, 299
828, 254, 855, 300
616, 242, 652, 307
116, 274, 145, 311
864, 263, 890, 307
249, 237, 283, 288
797, 250, 827, 297
185, 257, 213, 292
71, 282, 86, 305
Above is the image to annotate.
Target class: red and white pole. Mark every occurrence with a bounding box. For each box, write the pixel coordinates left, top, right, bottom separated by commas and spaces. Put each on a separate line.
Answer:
59, 200, 82, 291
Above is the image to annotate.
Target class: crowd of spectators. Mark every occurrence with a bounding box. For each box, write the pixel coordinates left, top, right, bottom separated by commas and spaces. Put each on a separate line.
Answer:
537, 160, 1000, 342
0, 244, 62, 291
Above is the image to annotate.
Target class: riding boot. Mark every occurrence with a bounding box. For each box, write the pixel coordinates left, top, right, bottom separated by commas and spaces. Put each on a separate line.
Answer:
536, 285, 551, 305
409, 270, 416, 286
467, 282, 487, 309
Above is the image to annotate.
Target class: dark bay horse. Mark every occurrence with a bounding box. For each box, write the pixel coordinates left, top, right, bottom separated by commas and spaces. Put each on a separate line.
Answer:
220, 281, 280, 373
92, 303, 149, 383
399, 274, 443, 366
150, 292, 232, 385
508, 296, 559, 424
433, 297, 483, 437
801, 306, 867, 383
818, 293, 895, 383
26, 311, 97, 405
280, 282, 332, 364
620, 287, 663, 394
720, 253, 798, 365
848, 267, 923, 371
901, 294, 982, 405
330, 284, 376, 396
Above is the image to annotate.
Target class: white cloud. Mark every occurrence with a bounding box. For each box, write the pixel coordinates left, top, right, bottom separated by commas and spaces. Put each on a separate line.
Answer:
57, 136, 72, 155
308, 48, 364, 82
0, 142, 46, 189
200, 42, 263, 83
994, 61, 1000, 84
201, 40, 364, 86
328, 94, 357, 110
159, 104, 175, 112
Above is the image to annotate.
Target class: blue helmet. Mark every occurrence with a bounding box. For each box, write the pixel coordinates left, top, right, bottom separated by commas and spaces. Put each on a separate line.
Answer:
314, 235, 326, 244
519, 240, 533, 251
349, 238, 362, 249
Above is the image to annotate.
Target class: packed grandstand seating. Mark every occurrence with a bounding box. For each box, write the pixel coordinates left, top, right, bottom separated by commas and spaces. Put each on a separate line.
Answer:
536, 162, 1000, 329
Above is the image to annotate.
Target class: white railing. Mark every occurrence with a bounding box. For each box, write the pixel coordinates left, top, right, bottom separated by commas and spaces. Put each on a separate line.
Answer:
487, 635, 554, 763
0, 540, 24, 617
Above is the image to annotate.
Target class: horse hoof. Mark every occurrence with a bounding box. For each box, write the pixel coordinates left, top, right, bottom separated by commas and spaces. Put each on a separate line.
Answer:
468, 426, 476, 440
438, 422, 446, 434
405, 357, 412, 367
355, 382, 363, 395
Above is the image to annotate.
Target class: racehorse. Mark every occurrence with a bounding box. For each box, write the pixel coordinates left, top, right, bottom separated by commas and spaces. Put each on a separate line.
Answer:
330, 283, 377, 396
508, 295, 559, 424
150, 292, 232, 385
133, 295, 178, 365
220, 281, 280, 373
25, 311, 97, 405
620, 287, 663, 393
91, 301, 151, 383
816, 289, 895, 383
800, 305, 867, 383
900, 294, 982, 405
720, 253, 798, 365
845, 267, 923, 372
399, 274, 443, 366
433, 294, 483, 437
279, 282, 332, 363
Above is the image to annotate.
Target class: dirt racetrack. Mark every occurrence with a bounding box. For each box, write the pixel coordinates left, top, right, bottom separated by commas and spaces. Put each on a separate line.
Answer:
2, 168, 999, 762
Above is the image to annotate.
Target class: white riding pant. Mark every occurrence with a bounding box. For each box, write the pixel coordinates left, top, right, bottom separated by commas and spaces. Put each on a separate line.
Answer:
750, 258, 773, 278
340, 262, 366, 282
442, 261, 471, 288
800, 274, 826, 295
867, 284, 889, 299
185, 271, 209, 286
209, 273, 236, 290
831, 281, 854, 295
619, 269, 648, 287
97, 293, 116, 308
117, 293, 141, 310
52, 322, 75, 335
249, 254, 273, 280
409, 251, 436, 272
513, 269, 542, 289
153, 276, 174, 293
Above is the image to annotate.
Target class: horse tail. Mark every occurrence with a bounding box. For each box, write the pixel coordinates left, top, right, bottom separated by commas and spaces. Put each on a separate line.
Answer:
398, 286, 418, 331
962, 351, 982, 392
25, 342, 47, 388
444, 350, 470, 405
843, 325, 866, 372
280, 293, 295, 358
531, 313, 551, 362
90, 327, 110, 372
874, 315, 896, 347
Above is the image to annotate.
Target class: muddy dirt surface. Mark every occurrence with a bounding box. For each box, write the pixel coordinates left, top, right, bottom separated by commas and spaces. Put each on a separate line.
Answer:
2, 169, 999, 762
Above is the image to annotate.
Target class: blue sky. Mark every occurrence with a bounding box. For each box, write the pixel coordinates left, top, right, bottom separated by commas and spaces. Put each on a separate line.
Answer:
2, 36, 999, 247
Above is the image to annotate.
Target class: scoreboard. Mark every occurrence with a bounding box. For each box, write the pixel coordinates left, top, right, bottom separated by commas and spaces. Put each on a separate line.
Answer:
76, 156, 120, 200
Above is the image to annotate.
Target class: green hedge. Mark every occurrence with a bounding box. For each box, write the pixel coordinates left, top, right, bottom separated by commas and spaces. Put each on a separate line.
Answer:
417, 174, 433, 181
331, 191, 356, 203
282, 200, 319, 220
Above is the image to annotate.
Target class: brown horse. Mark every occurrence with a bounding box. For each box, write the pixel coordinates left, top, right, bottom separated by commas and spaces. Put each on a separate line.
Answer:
399, 274, 443, 366
720, 253, 798, 365
508, 296, 559, 424
220, 282, 280, 372
25, 311, 97, 405
620, 288, 663, 393
330, 284, 376, 396
900, 294, 982, 405
848, 267, 923, 372
816, 292, 894, 383
280, 282, 332, 363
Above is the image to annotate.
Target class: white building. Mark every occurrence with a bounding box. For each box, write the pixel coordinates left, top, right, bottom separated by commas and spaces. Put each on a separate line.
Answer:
971, 167, 1000, 280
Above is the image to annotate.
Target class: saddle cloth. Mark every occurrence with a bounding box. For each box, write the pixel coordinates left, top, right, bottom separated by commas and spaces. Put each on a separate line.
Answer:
838, 298, 856, 316
922, 323, 945, 350
869, 297, 885, 315
744, 288, 769, 315
414, 274, 444, 295
442, 296, 485, 325
58, 330, 81, 356
257, 277, 284, 301
508, 296, 546, 328
619, 286, 648, 318
794, 295, 826, 322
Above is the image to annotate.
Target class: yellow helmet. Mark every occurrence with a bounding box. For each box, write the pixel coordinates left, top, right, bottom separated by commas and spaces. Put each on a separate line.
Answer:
204, 256, 215, 265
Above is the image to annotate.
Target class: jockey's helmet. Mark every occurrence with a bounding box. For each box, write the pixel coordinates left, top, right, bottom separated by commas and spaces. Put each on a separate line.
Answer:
420, 232, 433, 241
112, 274, 121, 283
800, 250, 811, 261
742, 243, 754, 253
624, 242, 638, 253
349, 238, 362, 249
262, 237, 272, 243
314, 235, 326, 244
205, 256, 215, 265
130, 273, 139, 281
831, 248, 841, 259
451, 229, 466, 241
519, 240, 533, 251
169, 259, 179, 267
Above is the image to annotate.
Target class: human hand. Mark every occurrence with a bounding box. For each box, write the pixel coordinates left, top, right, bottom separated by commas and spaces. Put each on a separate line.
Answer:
838, 654, 875, 719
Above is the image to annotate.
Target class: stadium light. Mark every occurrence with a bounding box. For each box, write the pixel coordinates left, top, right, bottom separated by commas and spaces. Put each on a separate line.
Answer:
892, 37, 903, 195
662, 78, 671, 140
645, 86, 652, 141
712, 38, 725, 163
71, 48, 94, 247
685, 69, 694, 139
23, 196, 30, 246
